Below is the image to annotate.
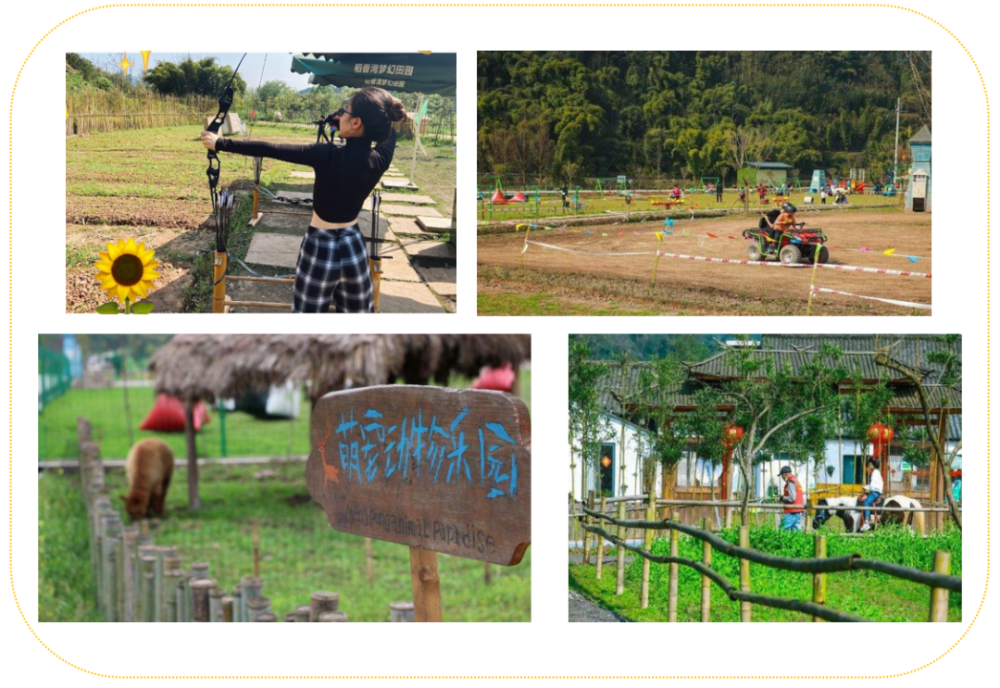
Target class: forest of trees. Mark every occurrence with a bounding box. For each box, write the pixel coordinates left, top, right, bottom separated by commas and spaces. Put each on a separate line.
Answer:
66, 54, 454, 129
477, 51, 931, 186
576, 334, 737, 362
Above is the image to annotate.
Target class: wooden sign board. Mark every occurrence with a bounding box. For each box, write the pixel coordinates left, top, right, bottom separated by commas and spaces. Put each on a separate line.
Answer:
307, 385, 531, 566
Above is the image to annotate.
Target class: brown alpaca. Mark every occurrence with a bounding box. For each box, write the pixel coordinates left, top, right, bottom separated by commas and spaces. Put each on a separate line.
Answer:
121, 438, 174, 522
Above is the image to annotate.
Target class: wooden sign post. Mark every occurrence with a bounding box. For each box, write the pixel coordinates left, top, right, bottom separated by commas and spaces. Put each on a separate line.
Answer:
307, 385, 531, 622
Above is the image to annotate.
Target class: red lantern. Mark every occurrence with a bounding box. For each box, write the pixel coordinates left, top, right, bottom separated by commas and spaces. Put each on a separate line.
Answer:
867, 423, 894, 460
720, 425, 743, 497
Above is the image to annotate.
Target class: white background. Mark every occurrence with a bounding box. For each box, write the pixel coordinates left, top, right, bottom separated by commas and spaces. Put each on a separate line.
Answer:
1, 1, 996, 686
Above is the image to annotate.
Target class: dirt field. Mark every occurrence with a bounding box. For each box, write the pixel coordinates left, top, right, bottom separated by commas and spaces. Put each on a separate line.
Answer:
477, 210, 931, 316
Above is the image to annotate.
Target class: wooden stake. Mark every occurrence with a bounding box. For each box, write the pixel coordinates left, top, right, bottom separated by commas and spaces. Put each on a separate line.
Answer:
739, 526, 751, 622
640, 492, 654, 609
309, 591, 339, 622
812, 534, 827, 622
615, 502, 626, 595
365, 537, 374, 586
583, 490, 594, 565
252, 519, 260, 578
370, 259, 383, 313
409, 547, 442, 623
668, 512, 679, 622
929, 550, 951, 622
701, 534, 712, 622
595, 495, 607, 580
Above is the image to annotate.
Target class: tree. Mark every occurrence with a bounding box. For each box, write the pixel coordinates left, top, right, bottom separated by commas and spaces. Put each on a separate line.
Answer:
694, 342, 856, 522
729, 126, 773, 210
875, 336, 962, 529
568, 336, 605, 509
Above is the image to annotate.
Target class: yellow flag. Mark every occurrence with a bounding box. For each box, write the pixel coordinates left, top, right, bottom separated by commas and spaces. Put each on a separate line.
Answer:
655, 232, 663, 241
883, 248, 896, 256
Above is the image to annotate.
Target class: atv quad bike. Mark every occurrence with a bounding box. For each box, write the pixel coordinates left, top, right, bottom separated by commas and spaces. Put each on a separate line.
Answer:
743, 209, 830, 265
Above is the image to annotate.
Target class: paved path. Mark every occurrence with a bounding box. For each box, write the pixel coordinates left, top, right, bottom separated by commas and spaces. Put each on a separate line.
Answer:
568, 590, 626, 622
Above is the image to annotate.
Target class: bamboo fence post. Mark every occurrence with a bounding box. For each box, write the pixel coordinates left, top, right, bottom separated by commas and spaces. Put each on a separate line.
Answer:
122, 525, 139, 622
191, 562, 210, 580
210, 587, 226, 622
583, 490, 595, 565
929, 551, 951, 622
615, 502, 626, 595
241, 576, 263, 622
152, 546, 172, 622
668, 512, 680, 622
254, 612, 277, 622
190, 579, 217, 622
140, 554, 157, 622
285, 613, 297, 623
175, 579, 188, 622
640, 492, 655, 609
162, 552, 181, 620
813, 534, 827, 622
115, 530, 127, 622
701, 531, 712, 622
222, 597, 235, 622
294, 604, 311, 623
248, 596, 272, 622
739, 526, 752, 622
101, 514, 122, 622
319, 611, 348, 622
231, 587, 243, 622
390, 601, 415, 622
569, 492, 576, 544
595, 495, 607, 580
164, 569, 182, 622
309, 591, 339, 622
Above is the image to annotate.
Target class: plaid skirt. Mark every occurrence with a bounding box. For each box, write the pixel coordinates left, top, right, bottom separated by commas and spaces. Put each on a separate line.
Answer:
293, 225, 373, 313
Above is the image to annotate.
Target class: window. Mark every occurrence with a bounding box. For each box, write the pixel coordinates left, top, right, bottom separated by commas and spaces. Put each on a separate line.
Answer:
842, 455, 863, 485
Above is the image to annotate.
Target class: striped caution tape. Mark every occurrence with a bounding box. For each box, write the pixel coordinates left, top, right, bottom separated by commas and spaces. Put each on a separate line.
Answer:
812, 263, 930, 278
524, 240, 656, 257
810, 285, 931, 310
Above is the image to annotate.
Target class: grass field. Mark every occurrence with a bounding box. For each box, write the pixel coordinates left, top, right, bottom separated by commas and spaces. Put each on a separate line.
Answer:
66, 124, 455, 312
39, 462, 531, 622
478, 190, 899, 223
38, 371, 530, 460
478, 208, 930, 316
569, 526, 961, 622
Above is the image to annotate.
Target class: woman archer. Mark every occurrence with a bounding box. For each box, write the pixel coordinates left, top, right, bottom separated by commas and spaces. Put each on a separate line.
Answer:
200, 86, 407, 313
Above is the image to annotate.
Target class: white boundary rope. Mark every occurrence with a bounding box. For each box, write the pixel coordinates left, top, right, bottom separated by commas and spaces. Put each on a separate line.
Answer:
810, 285, 932, 310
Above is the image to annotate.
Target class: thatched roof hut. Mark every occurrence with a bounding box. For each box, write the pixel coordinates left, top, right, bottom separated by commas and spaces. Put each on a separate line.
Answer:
149, 334, 530, 403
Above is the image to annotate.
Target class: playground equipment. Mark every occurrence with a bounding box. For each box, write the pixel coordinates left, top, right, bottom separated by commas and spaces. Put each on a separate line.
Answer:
808, 169, 827, 193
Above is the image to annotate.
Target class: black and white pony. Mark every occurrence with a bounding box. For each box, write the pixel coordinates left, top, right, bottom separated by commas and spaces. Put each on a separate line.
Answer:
812, 495, 925, 533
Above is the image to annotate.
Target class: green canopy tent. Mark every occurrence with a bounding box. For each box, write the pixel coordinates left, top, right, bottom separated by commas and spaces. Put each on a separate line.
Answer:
290, 52, 456, 184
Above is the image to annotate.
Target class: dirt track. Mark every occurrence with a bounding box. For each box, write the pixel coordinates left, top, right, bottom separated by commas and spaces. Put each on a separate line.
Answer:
477, 211, 931, 316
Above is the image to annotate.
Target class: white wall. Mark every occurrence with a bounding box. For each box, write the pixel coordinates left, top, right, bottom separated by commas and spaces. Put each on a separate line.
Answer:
569, 413, 662, 499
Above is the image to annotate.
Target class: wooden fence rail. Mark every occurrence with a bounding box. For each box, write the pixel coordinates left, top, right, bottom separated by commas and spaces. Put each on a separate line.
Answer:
579, 506, 960, 623
75, 417, 415, 623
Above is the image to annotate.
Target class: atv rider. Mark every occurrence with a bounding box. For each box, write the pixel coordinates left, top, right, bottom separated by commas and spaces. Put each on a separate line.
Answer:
764, 202, 799, 249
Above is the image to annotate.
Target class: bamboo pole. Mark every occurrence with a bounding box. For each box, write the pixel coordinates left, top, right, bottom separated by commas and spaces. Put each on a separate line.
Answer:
212, 252, 228, 314
294, 605, 312, 623
409, 548, 443, 622
739, 526, 752, 622
190, 579, 216, 622
164, 569, 182, 622
390, 601, 415, 622
231, 587, 243, 622
252, 520, 260, 578
812, 534, 827, 622
318, 611, 348, 622
929, 551, 951, 622
140, 555, 157, 622
668, 512, 679, 622
222, 597, 235, 622
615, 502, 626, 595
583, 490, 595, 565
701, 531, 712, 622
209, 587, 226, 622
309, 591, 339, 622
595, 495, 607, 580
640, 492, 655, 609
240, 576, 262, 622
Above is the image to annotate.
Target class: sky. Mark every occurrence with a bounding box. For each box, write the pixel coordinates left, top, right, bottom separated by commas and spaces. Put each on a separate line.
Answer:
76, 52, 314, 91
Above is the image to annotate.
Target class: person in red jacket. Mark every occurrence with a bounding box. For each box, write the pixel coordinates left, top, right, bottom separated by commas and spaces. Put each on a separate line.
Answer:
778, 465, 805, 531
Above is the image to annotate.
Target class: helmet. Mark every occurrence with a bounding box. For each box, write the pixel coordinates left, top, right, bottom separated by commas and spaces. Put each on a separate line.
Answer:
781, 202, 797, 214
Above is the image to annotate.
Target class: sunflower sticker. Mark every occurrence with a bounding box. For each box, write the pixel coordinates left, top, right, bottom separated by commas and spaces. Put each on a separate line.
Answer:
94, 237, 160, 313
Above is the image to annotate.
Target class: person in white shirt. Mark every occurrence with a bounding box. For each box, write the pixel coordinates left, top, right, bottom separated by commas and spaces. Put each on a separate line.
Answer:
860, 458, 884, 532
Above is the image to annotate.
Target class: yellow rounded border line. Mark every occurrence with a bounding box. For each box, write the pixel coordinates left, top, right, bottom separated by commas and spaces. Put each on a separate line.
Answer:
8, 2, 991, 680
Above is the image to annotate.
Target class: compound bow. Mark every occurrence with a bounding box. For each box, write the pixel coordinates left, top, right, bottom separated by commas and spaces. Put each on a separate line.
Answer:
206, 52, 247, 252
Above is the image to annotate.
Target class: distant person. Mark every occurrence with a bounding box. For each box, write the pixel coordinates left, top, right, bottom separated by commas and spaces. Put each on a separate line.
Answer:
860, 458, 884, 532
820, 188, 828, 205
202, 87, 406, 313
738, 187, 747, 203
561, 185, 570, 209
671, 185, 682, 200
778, 466, 805, 532
715, 182, 724, 202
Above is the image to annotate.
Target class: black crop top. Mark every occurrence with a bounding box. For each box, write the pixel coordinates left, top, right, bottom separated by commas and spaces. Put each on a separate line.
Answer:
215, 130, 396, 224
